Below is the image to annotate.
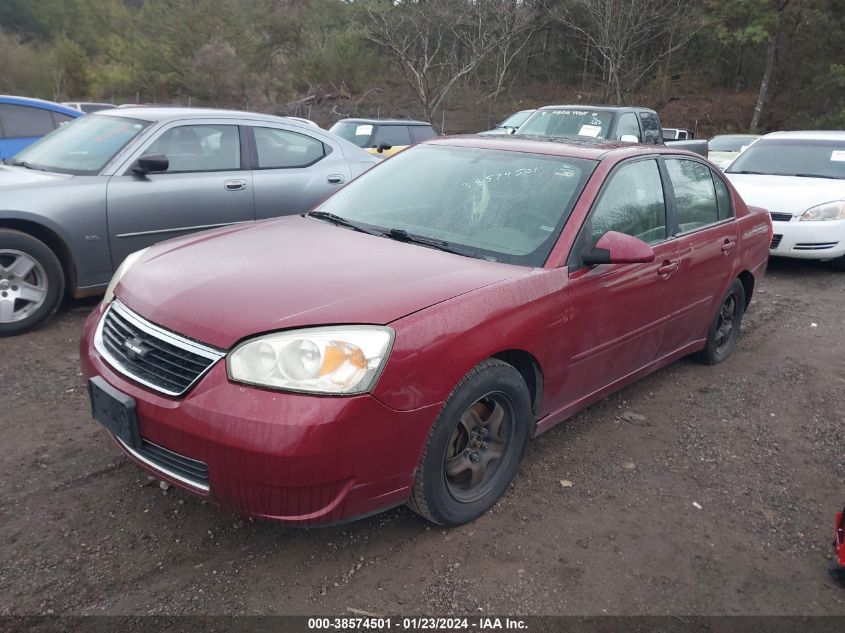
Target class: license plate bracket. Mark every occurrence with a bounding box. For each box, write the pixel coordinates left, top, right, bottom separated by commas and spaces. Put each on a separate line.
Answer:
89, 376, 140, 449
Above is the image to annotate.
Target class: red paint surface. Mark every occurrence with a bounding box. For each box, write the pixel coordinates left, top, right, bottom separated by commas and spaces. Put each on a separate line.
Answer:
80, 139, 772, 525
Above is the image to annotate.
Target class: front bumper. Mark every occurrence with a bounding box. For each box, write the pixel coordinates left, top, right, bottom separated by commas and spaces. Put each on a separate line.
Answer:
80, 308, 441, 525
770, 218, 845, 260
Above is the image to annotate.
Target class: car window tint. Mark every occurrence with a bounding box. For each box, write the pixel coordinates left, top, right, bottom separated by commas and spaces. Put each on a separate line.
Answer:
638, 112, 661, 144
374, 125, 412, 147
713, 172, 732, 220
0, 104, 56, 138
666, 158, 719, 231
617, 113, 641, 141
253, 127, 325, 169
589, 159, 667, 245
147, 124, 241, 172
410, 126, 436, 143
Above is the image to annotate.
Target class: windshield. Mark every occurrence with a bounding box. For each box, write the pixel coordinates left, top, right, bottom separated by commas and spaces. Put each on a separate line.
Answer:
312, 144, 596, 266
708, 135, 759, 152
498, 110, 534, 129
516, 108, 614, 140
726, 138, 845, 179
329, 121, 374, 148
11, 115, 150, 175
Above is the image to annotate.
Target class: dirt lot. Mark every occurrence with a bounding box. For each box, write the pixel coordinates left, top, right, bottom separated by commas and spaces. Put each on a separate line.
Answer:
1, 258, 843, 617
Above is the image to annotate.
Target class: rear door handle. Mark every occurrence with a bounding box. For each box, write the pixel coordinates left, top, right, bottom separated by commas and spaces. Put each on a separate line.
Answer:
224, 179, 247, 191
327, 174, 344, 185
721, 240, 736, 254
657, 260, 679, 278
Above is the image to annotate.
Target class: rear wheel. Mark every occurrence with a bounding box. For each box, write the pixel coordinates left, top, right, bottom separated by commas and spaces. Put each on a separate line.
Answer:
0, 230, 64, 336
694, 278, 745, 365
407, 359, 532, 526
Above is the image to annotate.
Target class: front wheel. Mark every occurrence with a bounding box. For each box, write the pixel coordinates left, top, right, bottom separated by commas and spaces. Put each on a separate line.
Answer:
0, 229, 65, 336
407, 359, 533, 526
694, 278, 746, 365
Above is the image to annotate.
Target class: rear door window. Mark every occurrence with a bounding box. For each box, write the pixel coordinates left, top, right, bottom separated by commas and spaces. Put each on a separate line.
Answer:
253, 127, 325, 168
665, 158, 720, 232
0, 104, 56, 138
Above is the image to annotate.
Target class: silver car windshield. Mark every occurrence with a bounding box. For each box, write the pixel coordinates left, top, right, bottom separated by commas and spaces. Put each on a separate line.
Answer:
313, 144, 596, 266
726, 138, 845, 179
11, 115, 150, 175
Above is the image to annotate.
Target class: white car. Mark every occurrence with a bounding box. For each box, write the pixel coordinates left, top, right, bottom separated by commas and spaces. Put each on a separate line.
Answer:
726, 131, 845, 270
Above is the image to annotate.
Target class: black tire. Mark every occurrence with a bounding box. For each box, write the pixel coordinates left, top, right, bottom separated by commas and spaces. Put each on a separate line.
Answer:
0, 229, 65, 336
407, 359, 533, 526
829, 255, 845, 272
694, 278, 745, 365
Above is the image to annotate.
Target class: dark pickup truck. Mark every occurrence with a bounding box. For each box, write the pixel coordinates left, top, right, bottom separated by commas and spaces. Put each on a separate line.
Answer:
515, 105, 709, 157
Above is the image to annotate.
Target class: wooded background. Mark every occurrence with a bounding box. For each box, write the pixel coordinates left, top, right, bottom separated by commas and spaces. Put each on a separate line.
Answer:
0, 0, 842, 136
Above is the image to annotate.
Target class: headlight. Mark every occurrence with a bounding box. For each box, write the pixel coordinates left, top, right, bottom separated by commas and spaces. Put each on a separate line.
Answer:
102, 247, 149, 307
800, 200, 845, 221
227, 326, 394, 394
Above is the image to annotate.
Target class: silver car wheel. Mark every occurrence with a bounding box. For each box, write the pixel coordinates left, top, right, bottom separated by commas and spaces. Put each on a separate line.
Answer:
0, 249, 49, 323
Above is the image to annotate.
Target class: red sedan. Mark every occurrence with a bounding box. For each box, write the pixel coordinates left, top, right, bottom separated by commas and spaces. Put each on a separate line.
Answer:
80, 137, 771, 526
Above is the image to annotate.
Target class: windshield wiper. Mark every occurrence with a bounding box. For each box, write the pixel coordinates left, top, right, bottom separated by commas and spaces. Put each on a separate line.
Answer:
306, 211, 382, 235
730, 170, 769, 175
5, 159, 43, 171
791, 173, 840, 179
381, 228, 475, 257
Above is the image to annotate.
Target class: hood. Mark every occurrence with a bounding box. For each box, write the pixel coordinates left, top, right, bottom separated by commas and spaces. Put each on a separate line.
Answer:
117, 215, 526, 349
0, 164, 70, 188
726, 174, 845, 216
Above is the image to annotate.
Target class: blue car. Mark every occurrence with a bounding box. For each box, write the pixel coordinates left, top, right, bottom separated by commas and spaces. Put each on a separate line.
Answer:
0, 96, 82, 160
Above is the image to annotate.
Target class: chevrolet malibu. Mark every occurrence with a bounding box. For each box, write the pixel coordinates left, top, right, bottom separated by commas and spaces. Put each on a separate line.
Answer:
80, 137, 772, 526
726, 131, 845, 270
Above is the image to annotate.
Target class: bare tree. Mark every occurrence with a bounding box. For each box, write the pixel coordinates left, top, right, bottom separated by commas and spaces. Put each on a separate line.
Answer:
364, 0, 538, 122
551, 0, 703, 104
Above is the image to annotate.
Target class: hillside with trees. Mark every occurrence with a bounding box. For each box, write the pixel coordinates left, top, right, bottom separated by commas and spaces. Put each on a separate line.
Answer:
0, 0, 842, 135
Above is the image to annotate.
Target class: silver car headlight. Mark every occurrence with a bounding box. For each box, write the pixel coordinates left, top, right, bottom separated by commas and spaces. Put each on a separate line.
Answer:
800, 200, 845, 221
102, 247, 150, 308
227, 326, 394, 394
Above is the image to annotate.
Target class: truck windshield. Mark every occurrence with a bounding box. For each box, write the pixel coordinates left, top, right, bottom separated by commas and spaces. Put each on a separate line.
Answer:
312, 144, 596, 267
10, 115, 150, 175
516, 108, 614, 140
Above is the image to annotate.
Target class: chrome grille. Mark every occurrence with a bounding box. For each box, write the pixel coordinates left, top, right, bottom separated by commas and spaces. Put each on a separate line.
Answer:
769, 212, 793, 222
95, 301, 225, 396
116, 436, 210, 491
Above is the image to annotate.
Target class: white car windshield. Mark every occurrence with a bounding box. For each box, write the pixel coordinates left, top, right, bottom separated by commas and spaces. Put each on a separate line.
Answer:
10, 115, 150, 175
312, 144, 596, 266
727, 138, 845, 179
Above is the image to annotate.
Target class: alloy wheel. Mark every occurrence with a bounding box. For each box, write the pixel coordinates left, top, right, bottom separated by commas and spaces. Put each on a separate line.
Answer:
0, 249, 49, 324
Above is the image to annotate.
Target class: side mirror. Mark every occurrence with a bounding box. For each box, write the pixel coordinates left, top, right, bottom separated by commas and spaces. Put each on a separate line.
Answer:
620, 134, 639, 143
582, 231, 655, 265
375, 142, 393, 154
132, 153, 169, 174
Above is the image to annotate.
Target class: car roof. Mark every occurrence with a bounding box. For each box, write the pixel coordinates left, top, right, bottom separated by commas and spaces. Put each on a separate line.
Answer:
95, 107, 304, 125
759, 130, 845, 141
334, 118, 432, 127
710, 134, 760, 139
536, 104, 652, 113
0, 95, 82, 116
426, 134, 691, 161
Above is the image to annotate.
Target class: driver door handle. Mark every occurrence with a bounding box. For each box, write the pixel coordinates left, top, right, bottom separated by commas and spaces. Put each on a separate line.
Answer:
224, 179, 247, 191
721, 239, 737, 254
657, 260, 679, 278
327, 174, 344, 185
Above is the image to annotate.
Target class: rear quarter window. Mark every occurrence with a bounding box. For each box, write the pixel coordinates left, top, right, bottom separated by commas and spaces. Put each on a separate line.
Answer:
411, 126, 437, 143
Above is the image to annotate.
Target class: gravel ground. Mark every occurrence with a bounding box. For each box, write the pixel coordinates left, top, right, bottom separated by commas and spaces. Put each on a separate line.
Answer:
1, 258, 843, 617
